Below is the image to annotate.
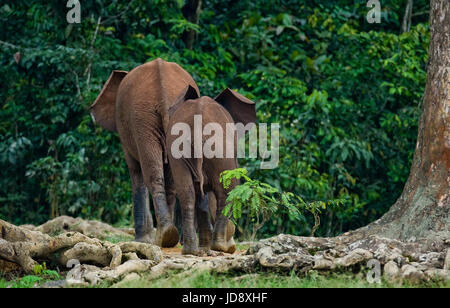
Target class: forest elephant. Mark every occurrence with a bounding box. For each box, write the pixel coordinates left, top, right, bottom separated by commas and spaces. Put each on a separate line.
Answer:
166, 85, 256, 255
90, 58, 199, 247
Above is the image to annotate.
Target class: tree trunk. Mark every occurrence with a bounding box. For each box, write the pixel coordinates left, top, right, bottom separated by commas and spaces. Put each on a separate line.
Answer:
182, 0, 202, 49
364, 0, 449, 241
402, 0, 414, 33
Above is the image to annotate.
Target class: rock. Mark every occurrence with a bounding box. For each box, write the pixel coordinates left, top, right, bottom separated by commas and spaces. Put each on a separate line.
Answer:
110, 273, 141, 288
20, 224, 37, 231
373, 244, 404, 264
256, 247, 293, 269
335, 248, 373, 267
40, 280, 67, 288
69, 259, 160, 286
409, 261, 428, 272
123, 252, 140, 261
58, 241, 112, 267
401, 264, 425, 284
345, 236, 407, 265
248, 234, 333, 255
0, 259, 22, 273
383, 261, 400, 280
444, 249, 450, 271
66, 264, 99, 286
418, 252, 445, 269
313, 257, 335, 270
424, 269, 450, 281
254, 245, 315, 270
118, 242, 162, 263
407, 236, 417, 243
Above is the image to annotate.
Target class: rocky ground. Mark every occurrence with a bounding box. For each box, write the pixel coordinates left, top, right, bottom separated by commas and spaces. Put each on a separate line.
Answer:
0, 217, 449, 287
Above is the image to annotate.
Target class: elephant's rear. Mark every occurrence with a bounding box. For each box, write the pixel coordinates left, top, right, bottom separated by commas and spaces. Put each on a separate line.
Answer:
115, 58, 199, 161
167, 98, 238, 195
167, 98, 238, 254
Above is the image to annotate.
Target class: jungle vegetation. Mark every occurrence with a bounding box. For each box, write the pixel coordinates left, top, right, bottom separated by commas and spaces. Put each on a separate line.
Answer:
0, 0, 431, 239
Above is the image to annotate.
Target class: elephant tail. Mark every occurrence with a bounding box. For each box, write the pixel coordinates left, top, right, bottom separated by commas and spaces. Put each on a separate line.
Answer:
183, 157, 204, 197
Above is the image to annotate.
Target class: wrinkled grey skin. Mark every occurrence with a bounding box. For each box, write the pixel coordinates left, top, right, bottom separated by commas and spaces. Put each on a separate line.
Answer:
90, 59, 199, 247
167, 85, 256, 255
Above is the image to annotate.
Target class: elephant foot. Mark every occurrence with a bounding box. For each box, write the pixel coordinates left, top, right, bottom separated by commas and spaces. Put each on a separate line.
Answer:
226, 237, 236, 254
182, 245, 201, 256
156, 224, 179, 248
134, 226, 155, 244
198, 234, 212, 251
211, 237, 236, 254
226, 220, 236, 241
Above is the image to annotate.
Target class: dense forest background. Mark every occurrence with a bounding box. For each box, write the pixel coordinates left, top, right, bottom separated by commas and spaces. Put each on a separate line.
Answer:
0, 0, 430, 239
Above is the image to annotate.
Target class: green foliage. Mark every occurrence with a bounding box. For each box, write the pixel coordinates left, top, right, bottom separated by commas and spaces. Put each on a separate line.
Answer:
104, 234, 134, 244
220, 168, 342, 239
32, 262, 45, 276
0, 262, 61, 288
8, 275, 43, 288
0, 0, 429, 238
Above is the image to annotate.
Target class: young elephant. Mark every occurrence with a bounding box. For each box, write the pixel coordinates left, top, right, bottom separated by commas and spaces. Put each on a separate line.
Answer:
167, 85, 256, 255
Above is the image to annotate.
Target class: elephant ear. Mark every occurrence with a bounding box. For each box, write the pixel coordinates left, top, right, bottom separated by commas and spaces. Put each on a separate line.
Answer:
214, 88, 256, 126
169, 84, 200, 117
90, 70, 128, 132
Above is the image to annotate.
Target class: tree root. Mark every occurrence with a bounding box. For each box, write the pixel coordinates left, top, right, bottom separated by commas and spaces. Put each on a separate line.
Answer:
21, 215, 135, 240
247, 234, 450, 283
0, 219, 161, 276
2, 218, 449, 286
113, 234, 449, 286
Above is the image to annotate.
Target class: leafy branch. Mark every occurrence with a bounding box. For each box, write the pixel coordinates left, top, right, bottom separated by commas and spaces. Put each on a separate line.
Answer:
220, 168, 343, 240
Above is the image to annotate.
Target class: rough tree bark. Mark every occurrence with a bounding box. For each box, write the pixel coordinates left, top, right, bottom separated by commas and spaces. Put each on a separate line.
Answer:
361, 0, 449, 241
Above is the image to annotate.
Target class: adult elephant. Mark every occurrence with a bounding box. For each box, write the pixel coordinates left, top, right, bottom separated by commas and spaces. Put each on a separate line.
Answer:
90, 58, 199, 247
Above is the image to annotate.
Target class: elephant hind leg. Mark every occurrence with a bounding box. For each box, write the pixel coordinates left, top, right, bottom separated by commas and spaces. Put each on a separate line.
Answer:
139, 142, 178, 248
211, 188, 236, 254
197, 193, 213, 251
124, 150, 154, 244
207, 191, 234, 243
164, 163, 177, 222
169, 158, 200, 255
163, 166, 180, 247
